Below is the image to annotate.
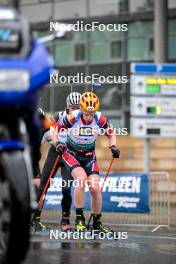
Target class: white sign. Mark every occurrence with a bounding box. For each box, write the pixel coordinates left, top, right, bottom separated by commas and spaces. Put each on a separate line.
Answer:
131, 97, 176, 116
131, 75, 176, 95
131, 118, 176, 138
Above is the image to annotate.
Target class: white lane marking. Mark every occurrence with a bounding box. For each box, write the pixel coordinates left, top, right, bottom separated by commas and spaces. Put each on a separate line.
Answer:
151, 225, 162, 232
129, 234, 176, 240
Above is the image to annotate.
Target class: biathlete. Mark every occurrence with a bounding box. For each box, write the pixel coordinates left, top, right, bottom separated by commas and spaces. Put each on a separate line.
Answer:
31, 92, 81, 232
51, 92, 120, 233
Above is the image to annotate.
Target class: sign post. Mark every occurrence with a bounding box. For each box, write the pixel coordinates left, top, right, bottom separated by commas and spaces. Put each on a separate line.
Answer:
130, 63, 176, 171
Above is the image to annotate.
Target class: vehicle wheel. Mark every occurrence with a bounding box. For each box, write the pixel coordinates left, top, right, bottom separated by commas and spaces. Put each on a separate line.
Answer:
0, 151, 31, 264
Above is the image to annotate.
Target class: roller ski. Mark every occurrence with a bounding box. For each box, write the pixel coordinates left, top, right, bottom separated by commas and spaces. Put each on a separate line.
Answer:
75, 213, 91, 239
31, 212, 50, 234
89, 214, 115, 240
61, 215, 73, 232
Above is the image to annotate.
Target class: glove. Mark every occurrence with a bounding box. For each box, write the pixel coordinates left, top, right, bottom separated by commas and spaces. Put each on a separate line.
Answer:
55, 141, 66, 153
109, 145, 120, 158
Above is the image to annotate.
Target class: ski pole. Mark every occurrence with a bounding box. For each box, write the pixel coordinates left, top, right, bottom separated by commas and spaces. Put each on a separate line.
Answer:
38, 153, 61, 210
100, 157, 114, 192
87, 157, 114, 228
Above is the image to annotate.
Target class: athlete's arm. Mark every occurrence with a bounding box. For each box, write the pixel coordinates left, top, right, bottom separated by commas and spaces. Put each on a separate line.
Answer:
50, 112, 76, 145
55, 113, 75, 131
99, 114, 120, 158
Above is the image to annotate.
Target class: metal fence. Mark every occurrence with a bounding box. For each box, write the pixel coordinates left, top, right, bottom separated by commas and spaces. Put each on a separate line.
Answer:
42, 172, 170, 231
100, 172, 170, 231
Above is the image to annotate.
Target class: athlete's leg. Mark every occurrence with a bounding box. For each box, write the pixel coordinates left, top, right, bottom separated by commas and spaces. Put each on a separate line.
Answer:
71, 166, 88, 232
32, 145, 60, 232
62, 149, 88, 231
87, 174, 102, 214
84, 154, 112, 232
61, 164, 73, 216
71, 167, 87, 208
83, 153, 101, 214
87, 174, 112, 233
62, 149, 87, 209
60, 164, 73, 231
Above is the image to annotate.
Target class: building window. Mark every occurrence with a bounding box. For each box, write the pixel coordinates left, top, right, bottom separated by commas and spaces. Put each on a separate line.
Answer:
74, 43, 85, 61
110, 41, 122, 59
119, 0, 129, 13
148, 37, 154, 56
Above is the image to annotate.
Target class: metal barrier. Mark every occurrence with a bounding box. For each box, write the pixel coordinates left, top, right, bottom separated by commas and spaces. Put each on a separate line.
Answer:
42, 172, 170, 231
100, 172, 170, 230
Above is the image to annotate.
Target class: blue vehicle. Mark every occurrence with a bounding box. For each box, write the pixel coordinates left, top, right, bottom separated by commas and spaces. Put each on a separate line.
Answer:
0, 7, 53, 264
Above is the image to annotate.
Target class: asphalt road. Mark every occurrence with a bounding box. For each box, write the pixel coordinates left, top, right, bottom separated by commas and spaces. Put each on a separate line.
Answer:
23, 226, 176, 264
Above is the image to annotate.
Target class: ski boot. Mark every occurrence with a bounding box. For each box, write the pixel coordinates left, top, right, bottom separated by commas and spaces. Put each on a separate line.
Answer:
75, 209, 91, 239
92, 214, 114, 239
75, 215, 88, 232
31, 215, 50, 233
61, 215, 72, 232
75, 209, 88, 232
